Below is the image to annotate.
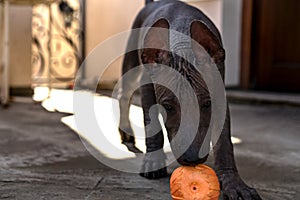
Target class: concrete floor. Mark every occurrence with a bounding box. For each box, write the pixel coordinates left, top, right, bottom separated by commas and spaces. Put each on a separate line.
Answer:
0, 96, 299, 200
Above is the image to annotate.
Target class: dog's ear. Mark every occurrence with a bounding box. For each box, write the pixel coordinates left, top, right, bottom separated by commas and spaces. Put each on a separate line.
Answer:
142, 18, 170, 64
190, 20, 225, 65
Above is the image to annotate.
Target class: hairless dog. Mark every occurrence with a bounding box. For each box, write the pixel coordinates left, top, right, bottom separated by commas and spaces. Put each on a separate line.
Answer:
117, 1, 261, 199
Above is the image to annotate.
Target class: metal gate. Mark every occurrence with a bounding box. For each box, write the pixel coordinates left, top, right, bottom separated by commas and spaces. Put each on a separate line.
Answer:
31, 0, 84, 89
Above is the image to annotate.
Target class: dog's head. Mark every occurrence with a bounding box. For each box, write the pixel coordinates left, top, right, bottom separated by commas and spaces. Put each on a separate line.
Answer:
141, 18, 225, 165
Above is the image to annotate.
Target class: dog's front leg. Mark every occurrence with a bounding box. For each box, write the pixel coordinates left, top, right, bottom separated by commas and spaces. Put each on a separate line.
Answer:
213, 106, 262, 199
139, 82, 167, 179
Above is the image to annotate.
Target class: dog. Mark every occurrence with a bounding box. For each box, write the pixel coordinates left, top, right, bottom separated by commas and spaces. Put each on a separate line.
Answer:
117, 0, 261, 199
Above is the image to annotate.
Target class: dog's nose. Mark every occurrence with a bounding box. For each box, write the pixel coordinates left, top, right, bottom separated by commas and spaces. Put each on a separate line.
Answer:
177, 154, 209, 166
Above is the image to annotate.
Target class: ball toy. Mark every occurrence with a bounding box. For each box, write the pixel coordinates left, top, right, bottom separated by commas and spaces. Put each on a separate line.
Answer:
170, 164, 220, 200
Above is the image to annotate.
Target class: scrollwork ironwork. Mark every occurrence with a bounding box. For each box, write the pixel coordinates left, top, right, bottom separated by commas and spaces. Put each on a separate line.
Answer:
31, 0, 83, 88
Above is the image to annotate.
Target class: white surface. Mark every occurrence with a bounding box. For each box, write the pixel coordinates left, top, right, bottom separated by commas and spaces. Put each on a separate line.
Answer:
222, 0, 242, 86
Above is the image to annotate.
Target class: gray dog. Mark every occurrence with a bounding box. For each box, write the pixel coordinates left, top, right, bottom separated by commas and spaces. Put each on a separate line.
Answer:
117, 0, 261, 199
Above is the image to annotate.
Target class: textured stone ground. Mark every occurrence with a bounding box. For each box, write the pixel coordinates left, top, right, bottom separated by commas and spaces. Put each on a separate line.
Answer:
0, 99, 299, 199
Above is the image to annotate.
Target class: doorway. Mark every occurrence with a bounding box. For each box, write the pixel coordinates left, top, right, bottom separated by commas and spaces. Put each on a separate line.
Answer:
241, 0, 300, 92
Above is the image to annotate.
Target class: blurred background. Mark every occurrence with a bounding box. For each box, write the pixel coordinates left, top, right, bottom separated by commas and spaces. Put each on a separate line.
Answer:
0, 0, 299, 199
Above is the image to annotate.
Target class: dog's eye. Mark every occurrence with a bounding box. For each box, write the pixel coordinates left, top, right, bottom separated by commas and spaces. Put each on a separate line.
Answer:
162, 103, 174, 112
202, 100, 211, 109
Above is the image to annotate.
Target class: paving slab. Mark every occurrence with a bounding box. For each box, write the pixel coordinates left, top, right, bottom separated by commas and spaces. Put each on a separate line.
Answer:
0, 99, 299, 200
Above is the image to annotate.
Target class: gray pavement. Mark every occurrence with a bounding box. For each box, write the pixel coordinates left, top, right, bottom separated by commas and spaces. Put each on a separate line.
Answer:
0, 97, 299, 200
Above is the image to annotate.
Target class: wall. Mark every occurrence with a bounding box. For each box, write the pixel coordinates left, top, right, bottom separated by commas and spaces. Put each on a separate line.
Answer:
84, 0, 223, 87
8, 5, 32, 88
0, 4, 32, 93
85, 0, 144, 85
222, 0, 242, 86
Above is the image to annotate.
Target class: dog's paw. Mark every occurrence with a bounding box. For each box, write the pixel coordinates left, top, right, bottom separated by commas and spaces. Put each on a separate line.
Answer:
218, 171, 262, 200
139, 150, 168, 179
119, 128, 135, 143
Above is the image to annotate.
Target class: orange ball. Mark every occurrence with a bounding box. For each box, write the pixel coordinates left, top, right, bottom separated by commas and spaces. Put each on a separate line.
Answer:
170, 164, 220, 200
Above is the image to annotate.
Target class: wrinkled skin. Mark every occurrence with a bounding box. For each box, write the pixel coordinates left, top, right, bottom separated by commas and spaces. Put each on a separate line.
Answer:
117, 0, 261, 199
